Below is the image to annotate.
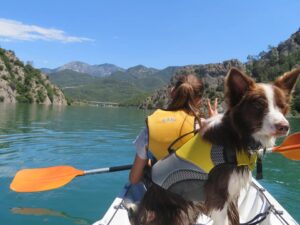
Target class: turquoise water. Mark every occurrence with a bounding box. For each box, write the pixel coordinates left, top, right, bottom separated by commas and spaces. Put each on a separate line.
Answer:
0, 104, 299, 224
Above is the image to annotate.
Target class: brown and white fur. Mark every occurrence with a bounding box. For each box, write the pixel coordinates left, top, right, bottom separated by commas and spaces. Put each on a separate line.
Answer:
133, 67, 300, 225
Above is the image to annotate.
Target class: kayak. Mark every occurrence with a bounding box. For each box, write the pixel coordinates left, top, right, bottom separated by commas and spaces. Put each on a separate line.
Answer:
93, 178, 299, 225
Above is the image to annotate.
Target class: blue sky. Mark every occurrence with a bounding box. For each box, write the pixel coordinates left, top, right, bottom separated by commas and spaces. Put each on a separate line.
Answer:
0, 0, 299, 69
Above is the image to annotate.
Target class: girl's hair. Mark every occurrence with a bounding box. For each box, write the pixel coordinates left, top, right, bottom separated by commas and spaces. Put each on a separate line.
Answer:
167, 73, 203, 123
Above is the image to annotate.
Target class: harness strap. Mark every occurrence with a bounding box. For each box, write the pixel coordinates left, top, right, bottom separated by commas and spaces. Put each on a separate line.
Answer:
167, 129, 199, 154
256, 157, 263, 180
256, 147, 266, 180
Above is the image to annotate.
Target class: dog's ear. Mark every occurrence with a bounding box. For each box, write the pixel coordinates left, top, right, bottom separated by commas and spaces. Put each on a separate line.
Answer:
225, 67, 255, 107
274, 67, 300, 95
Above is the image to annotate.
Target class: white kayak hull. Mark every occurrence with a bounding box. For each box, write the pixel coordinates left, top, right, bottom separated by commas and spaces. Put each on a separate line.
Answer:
94, 178, 298, 225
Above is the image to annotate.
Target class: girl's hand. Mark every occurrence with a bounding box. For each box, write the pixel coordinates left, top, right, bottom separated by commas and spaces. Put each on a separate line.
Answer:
207, 98, 218, 117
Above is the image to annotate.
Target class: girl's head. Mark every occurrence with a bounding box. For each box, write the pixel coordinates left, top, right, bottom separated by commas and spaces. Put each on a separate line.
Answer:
167, 73, 203, 119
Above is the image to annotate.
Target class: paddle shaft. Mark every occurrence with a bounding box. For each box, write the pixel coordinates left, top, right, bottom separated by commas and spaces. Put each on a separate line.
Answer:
83, 164, 132, 175
272, 144, 300, 152
258, 144, 300, 154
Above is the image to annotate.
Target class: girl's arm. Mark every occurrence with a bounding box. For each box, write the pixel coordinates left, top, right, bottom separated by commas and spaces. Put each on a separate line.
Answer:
129, 154, 147, 184
129, 128, 148, 184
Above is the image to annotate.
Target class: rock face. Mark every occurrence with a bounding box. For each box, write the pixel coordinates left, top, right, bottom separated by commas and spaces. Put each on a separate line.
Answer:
0, 48, 67, 105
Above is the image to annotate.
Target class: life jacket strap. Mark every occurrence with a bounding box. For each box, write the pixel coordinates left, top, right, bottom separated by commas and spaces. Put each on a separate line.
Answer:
167, 129, 200, 154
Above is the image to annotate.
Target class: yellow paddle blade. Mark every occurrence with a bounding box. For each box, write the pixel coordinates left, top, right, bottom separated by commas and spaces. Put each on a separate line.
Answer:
10, 165, 84, 192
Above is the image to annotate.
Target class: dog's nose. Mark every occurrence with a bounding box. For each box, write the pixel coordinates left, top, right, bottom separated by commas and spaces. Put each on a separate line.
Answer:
275, 121, 290, 134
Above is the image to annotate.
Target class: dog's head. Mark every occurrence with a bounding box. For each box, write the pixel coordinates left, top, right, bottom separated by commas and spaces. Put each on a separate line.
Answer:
225, 67, 300, 148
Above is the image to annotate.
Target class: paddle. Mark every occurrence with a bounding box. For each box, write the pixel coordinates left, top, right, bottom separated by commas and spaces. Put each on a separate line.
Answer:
10, 133, 300, 193
258, 132, 300, 160
10, 164, 132, 193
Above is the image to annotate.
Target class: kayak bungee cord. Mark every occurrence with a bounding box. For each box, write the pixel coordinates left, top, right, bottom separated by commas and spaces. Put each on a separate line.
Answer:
246, 181, 290, 225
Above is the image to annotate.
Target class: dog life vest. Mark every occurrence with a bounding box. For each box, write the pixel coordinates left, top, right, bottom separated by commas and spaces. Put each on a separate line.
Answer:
151, 133, 258, 201
147, 109, 195, 160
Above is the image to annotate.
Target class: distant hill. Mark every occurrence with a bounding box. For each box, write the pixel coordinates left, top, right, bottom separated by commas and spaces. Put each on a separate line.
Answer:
42, 61, 125, 77
48, 64, 178, 105
48, 69, 96, 87
0, 48, 67, 105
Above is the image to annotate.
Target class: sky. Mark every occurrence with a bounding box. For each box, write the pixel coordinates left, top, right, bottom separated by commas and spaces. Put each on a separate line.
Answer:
0, 0, 299, 69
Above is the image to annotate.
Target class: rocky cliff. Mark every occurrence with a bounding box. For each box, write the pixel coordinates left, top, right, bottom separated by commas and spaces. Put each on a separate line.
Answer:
0, 48, 67, 105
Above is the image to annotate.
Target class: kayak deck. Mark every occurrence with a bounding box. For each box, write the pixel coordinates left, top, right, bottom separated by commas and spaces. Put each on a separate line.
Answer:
94, 179, 298, 225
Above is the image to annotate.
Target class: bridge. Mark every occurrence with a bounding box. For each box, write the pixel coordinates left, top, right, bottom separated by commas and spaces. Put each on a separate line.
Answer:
85, 101, 120, 107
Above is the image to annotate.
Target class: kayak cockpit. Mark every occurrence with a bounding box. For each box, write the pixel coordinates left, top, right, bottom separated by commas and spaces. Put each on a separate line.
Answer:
94, 179, 298, 225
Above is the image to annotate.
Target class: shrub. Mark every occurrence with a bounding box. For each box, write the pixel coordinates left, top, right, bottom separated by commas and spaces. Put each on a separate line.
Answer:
9, 82, 16, 91
0, 96, 4, 102
66, 97, 73, 106
36, 90, 46, 103
16, 94, 33, 103
46, 84, 54, 103
1, 75, 8, 80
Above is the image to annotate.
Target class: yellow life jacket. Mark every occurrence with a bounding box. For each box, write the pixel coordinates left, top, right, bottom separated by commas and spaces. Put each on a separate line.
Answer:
147, 109, 195, 160
176, 134, 258, 172
151, 133, 258, 202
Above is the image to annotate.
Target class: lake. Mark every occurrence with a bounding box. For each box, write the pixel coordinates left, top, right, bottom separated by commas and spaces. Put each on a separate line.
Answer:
0, 104, 299, 224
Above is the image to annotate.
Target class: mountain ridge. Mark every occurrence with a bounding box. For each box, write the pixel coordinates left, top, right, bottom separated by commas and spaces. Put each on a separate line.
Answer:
41, 61, 125, 77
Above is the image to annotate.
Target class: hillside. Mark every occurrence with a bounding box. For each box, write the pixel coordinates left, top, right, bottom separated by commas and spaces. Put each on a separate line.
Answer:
139, 60, 245, 109
47, 65, 178, 105
49, 69, 96, 87
0, 48, 67, 105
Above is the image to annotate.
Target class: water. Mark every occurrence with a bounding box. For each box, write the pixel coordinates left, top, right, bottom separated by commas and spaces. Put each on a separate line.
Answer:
0, 104, 299, 224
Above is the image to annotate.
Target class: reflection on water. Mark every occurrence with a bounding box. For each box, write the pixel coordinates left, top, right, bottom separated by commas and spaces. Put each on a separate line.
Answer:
0, 103, 67, 134
11, 207, 92, 224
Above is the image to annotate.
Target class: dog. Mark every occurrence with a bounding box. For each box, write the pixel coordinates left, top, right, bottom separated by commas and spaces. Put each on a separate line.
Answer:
133, 67, 300, 225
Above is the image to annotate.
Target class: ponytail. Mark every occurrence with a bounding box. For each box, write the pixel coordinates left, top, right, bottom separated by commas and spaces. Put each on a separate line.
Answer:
167, 73, 203, 124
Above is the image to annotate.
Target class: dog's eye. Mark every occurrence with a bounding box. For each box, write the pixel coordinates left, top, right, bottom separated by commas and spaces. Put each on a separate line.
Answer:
277, 102, 288, 114
253, 102, 263, 110
254, 105, 261, 110
277, 102, 287, 110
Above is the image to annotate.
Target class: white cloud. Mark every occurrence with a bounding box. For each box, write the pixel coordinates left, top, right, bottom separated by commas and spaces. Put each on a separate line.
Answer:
0, 18, 93, 43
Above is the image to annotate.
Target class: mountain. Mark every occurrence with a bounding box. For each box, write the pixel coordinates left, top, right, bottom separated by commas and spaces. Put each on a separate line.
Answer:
42, 61, 125, 77
48, 69, 96, 87
47, 64, 176, 105
0, 48, 67, 105
94, 63, 126, 76
43, 28, 300, 110
125, 65, 159, 78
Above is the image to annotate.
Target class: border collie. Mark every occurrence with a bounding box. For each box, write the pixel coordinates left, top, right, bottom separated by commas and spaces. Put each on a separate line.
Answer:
133, 67, 300, 225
